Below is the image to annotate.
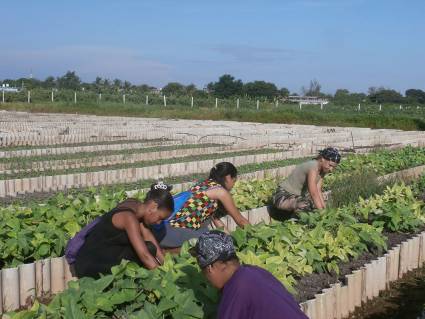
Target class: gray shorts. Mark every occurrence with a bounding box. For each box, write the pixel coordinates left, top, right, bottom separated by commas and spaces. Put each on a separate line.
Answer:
153, 221, 211, 248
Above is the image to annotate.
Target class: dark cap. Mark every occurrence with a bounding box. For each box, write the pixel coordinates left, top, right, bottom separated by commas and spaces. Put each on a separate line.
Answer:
194, 230, 236, 268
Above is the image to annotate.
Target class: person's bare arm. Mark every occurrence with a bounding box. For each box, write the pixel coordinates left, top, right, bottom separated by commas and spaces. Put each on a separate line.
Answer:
211, 217, 230, 234
207, 188, 250, 227
112, 212, 159, 269
317, 178, 326, 208
307, 169, 325, 209
140, 224, 165, 264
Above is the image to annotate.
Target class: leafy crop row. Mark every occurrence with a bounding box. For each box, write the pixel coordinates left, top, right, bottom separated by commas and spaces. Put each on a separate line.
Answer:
1, 147, 424, 268
0, 138, 173, 152
0, 148, 280, 180
9, 182, 425, 319
0, 143, 221, 165
328, 146, 425, 179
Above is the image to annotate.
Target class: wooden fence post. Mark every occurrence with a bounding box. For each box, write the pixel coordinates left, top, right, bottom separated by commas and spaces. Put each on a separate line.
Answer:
1, 267, 20, 311
19, 263, 36, 308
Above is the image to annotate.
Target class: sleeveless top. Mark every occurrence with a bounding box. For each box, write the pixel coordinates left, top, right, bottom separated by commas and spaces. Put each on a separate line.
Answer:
278, 160, 322, 196
169, 179, 221, 229
75, 201, 145, 277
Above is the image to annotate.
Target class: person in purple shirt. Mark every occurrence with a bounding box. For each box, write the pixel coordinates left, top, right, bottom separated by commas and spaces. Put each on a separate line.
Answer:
193, 230, 308, 319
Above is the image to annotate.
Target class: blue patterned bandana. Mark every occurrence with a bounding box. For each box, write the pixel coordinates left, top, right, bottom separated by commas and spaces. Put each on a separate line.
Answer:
319, 147, 341, 164
195, 231, 235, 268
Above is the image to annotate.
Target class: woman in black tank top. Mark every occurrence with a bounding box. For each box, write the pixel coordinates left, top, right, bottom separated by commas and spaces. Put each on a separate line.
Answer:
74, 183, 174, 278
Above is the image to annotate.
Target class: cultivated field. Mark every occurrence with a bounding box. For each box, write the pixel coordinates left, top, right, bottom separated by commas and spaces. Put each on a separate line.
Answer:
0, 111, 425, 318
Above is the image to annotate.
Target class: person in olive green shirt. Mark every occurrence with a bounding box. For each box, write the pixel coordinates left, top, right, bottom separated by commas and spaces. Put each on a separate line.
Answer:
273, 147, 341, 213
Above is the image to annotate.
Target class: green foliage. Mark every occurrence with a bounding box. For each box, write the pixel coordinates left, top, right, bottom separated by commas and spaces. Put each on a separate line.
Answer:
368, 87, 404, 104
0, 148, 281, 180
57, 71, 81, 90
327, 146, 425, 178
243, 81, 278, 100
2, 100, 424, 131
356, 183, 425, 232
207, 74, 243, 98
0, 188, 139, 268
333, 89, 366, 106
1, 146, 425, 268
10, 186, 408, 318
411, 173, 425, 200
231, 178, 277, 210
326, 169, 394, 208
405, 89, 425, 104
8, 248, 218, 319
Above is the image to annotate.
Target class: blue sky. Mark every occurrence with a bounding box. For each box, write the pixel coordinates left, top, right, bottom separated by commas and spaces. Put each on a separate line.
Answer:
1, 0, 424, 94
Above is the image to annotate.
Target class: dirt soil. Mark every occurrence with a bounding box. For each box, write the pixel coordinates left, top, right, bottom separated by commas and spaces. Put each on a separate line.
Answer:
294, 227, 424, 303
348, 267, 425, 319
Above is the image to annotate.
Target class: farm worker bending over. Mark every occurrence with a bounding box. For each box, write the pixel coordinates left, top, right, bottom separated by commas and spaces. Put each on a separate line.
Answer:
67, 182, 174, 279
273, 147, 341, 213
153, 162, 250, 250
193, 231, 308, 319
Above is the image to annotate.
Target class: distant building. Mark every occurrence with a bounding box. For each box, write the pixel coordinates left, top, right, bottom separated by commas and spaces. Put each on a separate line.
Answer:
0, 84, 20, 93
285, 95, 329, 105
150, 87, 162, 95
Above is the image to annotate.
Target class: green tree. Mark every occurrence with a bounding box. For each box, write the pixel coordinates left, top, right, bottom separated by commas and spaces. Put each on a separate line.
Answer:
42, 76, 56, 89
333, 89, 366, 105
57, 71, 81, 90
93, 77, 104, 93
279, 87, 290, 97
134, 84, 153, 94
405, 89, 425, 104
208, 74, 243, 98
112, 79, 122, 92
185, 84, 197, 96
243, 81, 278, 100
162, 82, 186, 96
123, 81, 132, 92
368, 87, 403, 103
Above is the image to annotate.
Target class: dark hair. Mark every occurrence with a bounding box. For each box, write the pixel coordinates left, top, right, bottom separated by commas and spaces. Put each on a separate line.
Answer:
209, 162, 237, 187
216, 252, 239, 264
144, 182, 174, 212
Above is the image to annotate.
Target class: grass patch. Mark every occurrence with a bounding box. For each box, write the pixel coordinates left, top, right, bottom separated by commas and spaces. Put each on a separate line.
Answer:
327, 169, 397, 208
1, 102, 424, 131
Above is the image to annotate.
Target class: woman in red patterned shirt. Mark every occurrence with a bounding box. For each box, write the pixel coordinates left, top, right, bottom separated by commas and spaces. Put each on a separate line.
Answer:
154, 162, 250, 249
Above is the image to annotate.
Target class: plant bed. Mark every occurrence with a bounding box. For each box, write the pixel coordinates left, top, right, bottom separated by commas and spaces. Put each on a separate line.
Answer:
294, 226, 425, 303
2, 178, 425, 317
348, 267, 425, 319
0, 138, 174, 152
0, 143, 222, 164
0, 148, 281, 180
0, 156, 306, 205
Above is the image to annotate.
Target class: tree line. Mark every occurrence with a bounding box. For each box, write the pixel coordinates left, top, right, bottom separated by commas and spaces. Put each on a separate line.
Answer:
1, 71, 425, 105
